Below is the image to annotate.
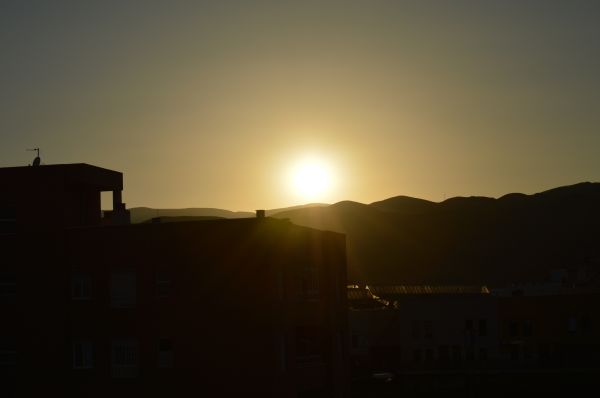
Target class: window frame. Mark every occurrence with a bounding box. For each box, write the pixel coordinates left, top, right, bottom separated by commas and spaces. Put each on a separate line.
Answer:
111, 339, 139, 378
157, 338, 174, 369
71, 272, 92, 301
156, 270, 171, 299
72, 340, 94, 370
110, 270, 137, 309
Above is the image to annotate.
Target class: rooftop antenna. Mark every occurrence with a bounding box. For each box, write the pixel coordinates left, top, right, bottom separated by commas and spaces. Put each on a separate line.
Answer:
27, 148, 41, 166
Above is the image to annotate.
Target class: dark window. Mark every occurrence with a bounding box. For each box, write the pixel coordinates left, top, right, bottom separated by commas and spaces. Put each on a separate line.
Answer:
523, 345, 532, 360
438, 345, 450, 361
509, 321, 520, 338
466, 347, 475, 361
111, 271, 136, 308
0, 272, 16, 304
111, 339, 139, 378
509, 344, 519, 361
411, 320, 421, 339
0, 208, 17, 234
581, 316, 592, 332
451, 345, 461, 361
423, 320, 433, 339
158, 338, 173, 368
523, 320, 533, 337
568, 317, 577, 333
296, 327, 323, 363
0, 338, 16, 367
156, 271, 170, 298
465, 319, 474, 331
72, 340, 93, 369
538, 343, 551, 360
478, 319, 488, 337
424, 348, 434, 362
413, 349, 422, 362
351, 334, 358, 349
479, 348, 488, 361
71, 273, 92, 300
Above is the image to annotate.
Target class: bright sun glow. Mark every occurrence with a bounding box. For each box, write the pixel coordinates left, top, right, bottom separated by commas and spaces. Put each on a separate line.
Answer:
288, 157, 334, 202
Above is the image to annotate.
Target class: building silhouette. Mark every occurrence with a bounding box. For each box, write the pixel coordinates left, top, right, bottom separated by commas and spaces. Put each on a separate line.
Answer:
0, 163, 348, 397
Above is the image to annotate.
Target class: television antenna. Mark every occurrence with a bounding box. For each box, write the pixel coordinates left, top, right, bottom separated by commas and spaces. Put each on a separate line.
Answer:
27, 148, 41, 166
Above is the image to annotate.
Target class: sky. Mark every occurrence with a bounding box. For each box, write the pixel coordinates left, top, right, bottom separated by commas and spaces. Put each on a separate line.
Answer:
1, 0, 599, 210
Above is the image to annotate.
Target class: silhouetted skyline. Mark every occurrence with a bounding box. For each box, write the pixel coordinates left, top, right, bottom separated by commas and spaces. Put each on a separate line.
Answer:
1, 1, 599, 210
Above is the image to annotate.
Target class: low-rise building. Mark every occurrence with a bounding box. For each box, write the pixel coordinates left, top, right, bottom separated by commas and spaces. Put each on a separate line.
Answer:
348, 285, 497, 373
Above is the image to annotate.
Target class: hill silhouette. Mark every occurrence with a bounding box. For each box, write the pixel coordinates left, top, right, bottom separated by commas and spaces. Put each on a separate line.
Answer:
272, 182, 600, 286
129, 207, 254, 224
127, 183, 600, 286
141, 216, 224, 223
129, 204, 328, 224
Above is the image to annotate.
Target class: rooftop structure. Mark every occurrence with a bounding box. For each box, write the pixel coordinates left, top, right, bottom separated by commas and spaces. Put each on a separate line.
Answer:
0, 163, 130, 232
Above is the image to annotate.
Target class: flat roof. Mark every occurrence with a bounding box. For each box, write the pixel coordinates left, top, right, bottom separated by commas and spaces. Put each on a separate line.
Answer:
0, 163, 123, 191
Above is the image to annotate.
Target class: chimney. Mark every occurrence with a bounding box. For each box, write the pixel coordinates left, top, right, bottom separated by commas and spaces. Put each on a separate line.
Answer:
256, 209, 265, 218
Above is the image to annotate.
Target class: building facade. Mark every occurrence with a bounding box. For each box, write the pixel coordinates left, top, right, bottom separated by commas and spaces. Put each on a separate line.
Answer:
0, 163, 348, 398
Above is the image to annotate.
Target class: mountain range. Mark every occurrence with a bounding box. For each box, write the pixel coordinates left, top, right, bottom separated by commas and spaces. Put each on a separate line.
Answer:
128, 203, 328, 224
129, 182, 600, 286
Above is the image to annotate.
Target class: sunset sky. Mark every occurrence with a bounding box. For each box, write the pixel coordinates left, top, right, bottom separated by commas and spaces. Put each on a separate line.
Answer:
1, 1, 599, 210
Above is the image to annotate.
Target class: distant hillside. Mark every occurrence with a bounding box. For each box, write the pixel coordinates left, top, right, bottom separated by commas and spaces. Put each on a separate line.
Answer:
128, 203, 328, 224
272, 182, 600, 286
141, 216, 224, 223
265, 203, 328, 216
129, 207, 254, 224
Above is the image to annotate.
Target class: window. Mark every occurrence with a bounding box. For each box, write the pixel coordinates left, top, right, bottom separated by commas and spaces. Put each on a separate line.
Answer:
411, 320, 421, 339
438, 345, 450, 361
509, 344, 519, 360
523, 320, 533, 337
581, 316, 592, 332
568, 317, 577, 333
539, 343, 551, 360
0, 208, 16, 234
451, 345, 461, 361
412, 349, 422, 362
0, 272, 16, 304
466, 347, 475, 361
296, 326, 323, 364
300, 265, 319, 300
156, 271, 170, 298
111, 339, 139, 378
158, 338, 173, 368
509, 321, 520, 338
72, 340, 93, 369
479, 348, 488, 361
71, 273, 92, 300
523, 345, 532, 360
0, 338, 16, 367
465, 319, 474, 331
424, 348, 434, 362
423, 320, 433, 339
478, 319, 488, 337
111, 271, 136, 308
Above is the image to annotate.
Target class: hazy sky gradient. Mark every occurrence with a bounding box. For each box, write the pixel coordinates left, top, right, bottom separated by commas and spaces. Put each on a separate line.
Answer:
1, 1, 599, 209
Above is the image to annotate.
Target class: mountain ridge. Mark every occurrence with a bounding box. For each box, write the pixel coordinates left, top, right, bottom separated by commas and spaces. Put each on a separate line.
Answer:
128, 182, 600, 286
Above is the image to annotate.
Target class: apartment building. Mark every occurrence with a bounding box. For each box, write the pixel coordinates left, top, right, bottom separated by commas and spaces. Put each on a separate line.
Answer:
0, 163, 348, 398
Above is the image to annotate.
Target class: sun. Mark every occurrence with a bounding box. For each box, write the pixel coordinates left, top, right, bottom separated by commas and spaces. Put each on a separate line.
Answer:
288, 156, 334, 202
